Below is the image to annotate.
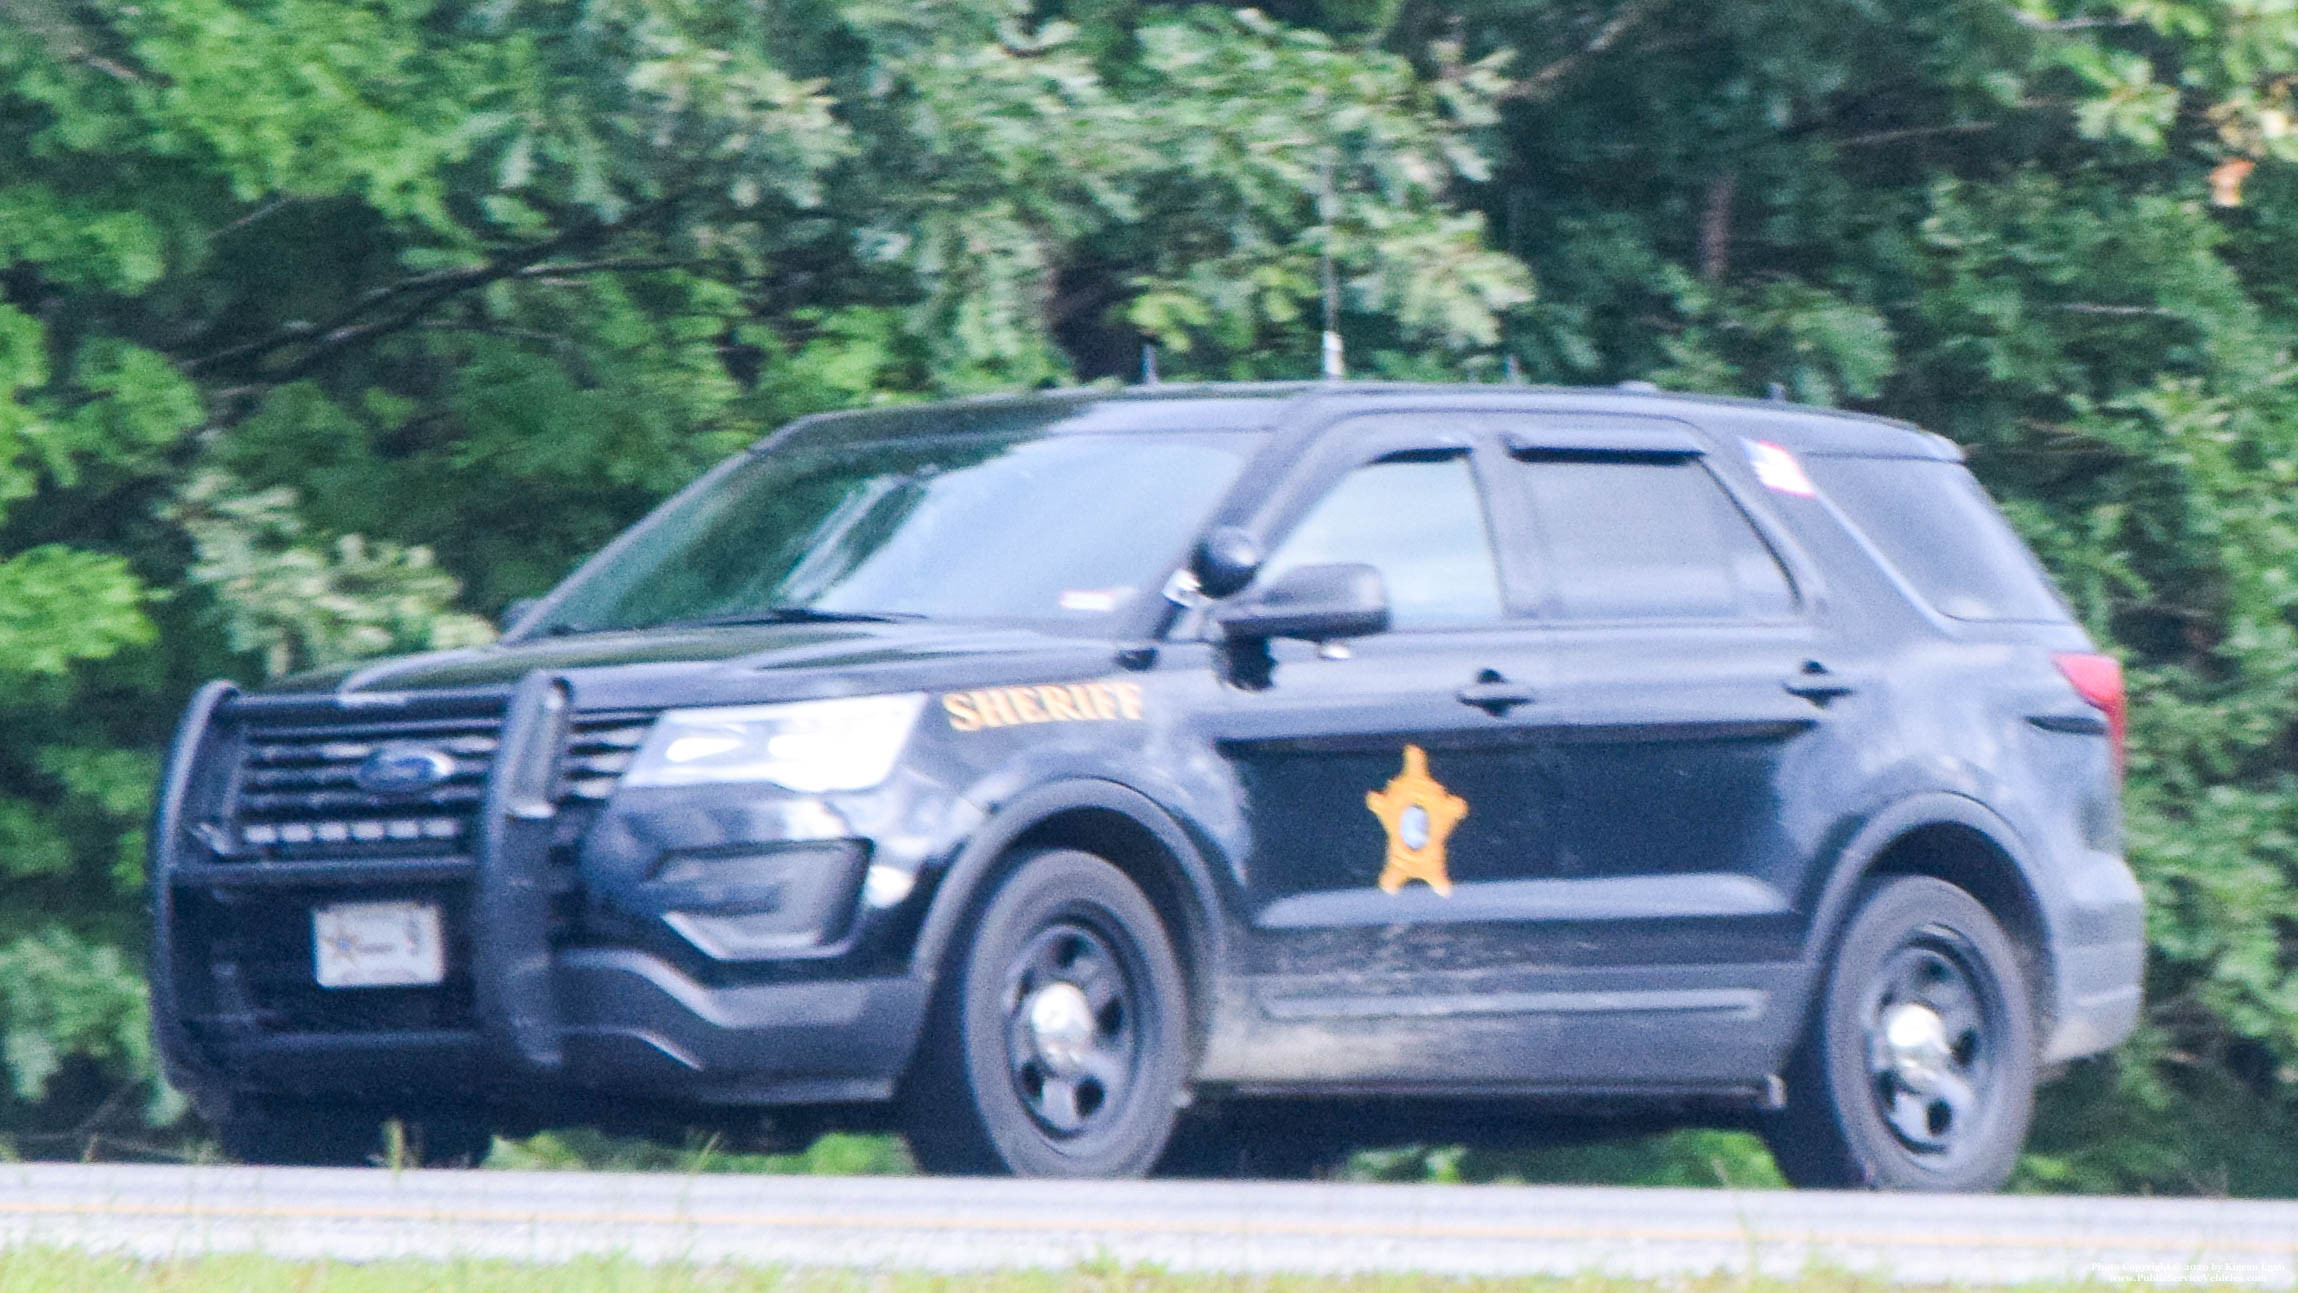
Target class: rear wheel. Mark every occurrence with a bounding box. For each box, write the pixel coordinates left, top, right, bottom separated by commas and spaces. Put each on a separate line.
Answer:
902, 849, 1187, 1177
1763, 876, 2036, 1191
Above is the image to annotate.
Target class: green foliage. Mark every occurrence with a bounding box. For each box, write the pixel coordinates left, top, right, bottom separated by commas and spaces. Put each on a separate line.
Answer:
170, 471, 495, 678
0, 929, 153, 1105
0, 0, 2294, 1191
487, 1128, 916, 1175
1350, 1129, 1787, 1190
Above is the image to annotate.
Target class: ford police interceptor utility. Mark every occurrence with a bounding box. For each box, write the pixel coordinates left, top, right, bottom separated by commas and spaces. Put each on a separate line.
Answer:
148, 383, 2143, 1190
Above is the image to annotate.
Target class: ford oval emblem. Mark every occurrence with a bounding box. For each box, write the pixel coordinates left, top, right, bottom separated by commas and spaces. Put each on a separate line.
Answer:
355, 744, 457, 796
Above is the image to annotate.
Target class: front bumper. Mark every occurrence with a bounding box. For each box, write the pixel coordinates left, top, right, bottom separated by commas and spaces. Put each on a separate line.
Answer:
150, 673, 941, 1112
187, 953, 932, 1106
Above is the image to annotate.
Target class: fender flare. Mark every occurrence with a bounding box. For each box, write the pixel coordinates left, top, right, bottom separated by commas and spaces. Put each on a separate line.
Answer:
1800, 791, 2056, 991
907, 778, 1231, 1019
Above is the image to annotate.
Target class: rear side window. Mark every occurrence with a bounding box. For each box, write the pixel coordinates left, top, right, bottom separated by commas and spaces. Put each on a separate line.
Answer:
1806, 456, 2068, 622
1508, 455, 1797, 621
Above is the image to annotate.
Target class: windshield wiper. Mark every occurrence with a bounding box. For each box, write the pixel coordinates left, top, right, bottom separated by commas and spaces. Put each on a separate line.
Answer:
651, 607, 927, 630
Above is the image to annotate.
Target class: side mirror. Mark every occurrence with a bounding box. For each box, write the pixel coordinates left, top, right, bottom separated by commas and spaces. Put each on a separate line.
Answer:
1192, 526, 1263, 599
1212, 562, 1390, 643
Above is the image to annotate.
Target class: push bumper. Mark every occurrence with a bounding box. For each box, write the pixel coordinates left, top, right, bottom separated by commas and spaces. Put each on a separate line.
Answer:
150, 671, 934, 1111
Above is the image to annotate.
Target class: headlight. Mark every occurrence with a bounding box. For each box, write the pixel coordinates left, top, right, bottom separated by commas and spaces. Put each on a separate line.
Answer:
623, 693, 926, 792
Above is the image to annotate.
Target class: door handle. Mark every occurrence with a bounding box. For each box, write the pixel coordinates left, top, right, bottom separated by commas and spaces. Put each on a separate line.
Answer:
1457, 670, 1537, 716
1783, 660, 1857, 706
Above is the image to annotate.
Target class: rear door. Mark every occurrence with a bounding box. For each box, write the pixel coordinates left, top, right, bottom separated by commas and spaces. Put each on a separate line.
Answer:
1481, 422, 1857, 1084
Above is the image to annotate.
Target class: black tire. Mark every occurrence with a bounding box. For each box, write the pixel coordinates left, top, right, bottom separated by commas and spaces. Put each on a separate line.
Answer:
901, 849, 1188, 1177
212, 1097, 491, 1168
1763, 875, 2037, 1191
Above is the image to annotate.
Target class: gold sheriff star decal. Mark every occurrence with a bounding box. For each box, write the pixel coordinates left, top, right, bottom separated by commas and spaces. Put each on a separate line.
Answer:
1366, 745, 1467, 896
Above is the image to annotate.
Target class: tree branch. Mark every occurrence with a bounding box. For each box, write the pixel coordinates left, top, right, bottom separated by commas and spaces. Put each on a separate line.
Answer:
1503, 0, 1668, 101
1832, 121, 1999, 148
180, 199, 681, 380
206, 198, 296, 242
514, 257, 704, 281
2058, 302, 2179, 317
411, 320, 579, 347
2010, 10, 2140, 31
1699, 171, 1736, 282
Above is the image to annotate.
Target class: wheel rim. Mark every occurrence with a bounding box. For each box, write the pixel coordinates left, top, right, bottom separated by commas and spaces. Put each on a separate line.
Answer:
1000, 918, 1143, 1138
1861, 930, 2000, 1158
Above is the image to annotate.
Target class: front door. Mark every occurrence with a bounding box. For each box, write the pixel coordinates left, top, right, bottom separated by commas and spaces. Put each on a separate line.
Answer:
1199, 426, 1567, 1084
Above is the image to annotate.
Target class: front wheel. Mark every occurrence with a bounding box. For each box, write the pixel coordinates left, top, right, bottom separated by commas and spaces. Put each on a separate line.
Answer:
1762, 875, 2037, 1191
901, 849, 1188, 1177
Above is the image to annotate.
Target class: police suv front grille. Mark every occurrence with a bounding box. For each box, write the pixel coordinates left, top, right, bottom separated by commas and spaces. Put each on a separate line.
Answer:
227, 713, 504, 859
178, 697, 657, 1039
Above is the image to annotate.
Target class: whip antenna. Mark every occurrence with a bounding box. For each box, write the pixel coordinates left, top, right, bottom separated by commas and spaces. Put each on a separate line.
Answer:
1320, 151, 1344, 380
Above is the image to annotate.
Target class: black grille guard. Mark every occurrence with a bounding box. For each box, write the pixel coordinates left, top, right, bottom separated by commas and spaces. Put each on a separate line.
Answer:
147, 678, 237, 1094
149, 671, 577, 1089
474, 670, 570, 1072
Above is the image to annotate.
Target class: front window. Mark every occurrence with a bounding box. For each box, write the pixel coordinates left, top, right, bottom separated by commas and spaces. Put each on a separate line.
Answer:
1259, 452, 1506, 629
526, 427, 1259, 635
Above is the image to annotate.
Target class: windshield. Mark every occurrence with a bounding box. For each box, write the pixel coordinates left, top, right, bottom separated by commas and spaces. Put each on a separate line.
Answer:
526, 428, 1259, 635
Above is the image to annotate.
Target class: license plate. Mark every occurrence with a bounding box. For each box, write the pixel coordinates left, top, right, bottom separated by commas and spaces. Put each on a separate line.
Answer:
312, 900, 445, 989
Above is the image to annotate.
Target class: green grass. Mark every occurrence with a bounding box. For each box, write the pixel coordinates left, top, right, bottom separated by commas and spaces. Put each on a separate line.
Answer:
484, 1129, 915, 1177
475, 1127, 1788, 1189
0, 1249, 2236, 1293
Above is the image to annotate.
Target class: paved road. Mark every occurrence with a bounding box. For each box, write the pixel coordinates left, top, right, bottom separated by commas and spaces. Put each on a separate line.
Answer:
0, 1164, 2291, 1285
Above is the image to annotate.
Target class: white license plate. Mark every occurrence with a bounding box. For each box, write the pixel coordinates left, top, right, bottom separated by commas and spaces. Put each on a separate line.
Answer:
312, 900, 445, 989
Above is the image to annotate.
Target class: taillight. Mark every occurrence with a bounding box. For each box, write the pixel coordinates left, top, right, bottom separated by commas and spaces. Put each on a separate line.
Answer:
2053, 652, 2126, 773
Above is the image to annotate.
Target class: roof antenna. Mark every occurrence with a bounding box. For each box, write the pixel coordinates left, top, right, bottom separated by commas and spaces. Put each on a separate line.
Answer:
1767, 381, 1789, 402
1319, 151, 1345, 381
1141, 344, 1160, 386
1504, 354, 1525, 385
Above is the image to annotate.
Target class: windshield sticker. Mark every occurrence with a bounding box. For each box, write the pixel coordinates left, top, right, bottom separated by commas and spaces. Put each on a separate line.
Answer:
1744, 439, 1818, 497
943, 680, 1145, 732
1367, 745, 1467, 897
1057, 588, 1129, 614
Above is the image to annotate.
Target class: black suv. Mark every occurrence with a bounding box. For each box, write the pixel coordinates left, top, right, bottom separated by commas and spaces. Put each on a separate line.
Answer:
149, 383, 2142, 1190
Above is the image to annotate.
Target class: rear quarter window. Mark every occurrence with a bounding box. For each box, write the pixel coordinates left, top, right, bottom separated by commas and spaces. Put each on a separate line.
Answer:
1805, 456, 2069, 623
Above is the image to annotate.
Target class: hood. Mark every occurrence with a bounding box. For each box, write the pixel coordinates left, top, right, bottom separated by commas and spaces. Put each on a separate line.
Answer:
265, 620, 1115, 699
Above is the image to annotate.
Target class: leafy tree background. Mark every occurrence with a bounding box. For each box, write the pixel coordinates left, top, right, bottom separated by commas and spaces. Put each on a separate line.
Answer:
1, 0, 2295, 1191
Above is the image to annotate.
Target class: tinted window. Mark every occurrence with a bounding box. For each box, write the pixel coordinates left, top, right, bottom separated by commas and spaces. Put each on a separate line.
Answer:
533, 430, 1256, 633
1806, 456, 2068, 622
1513, 455, 1796, 621
1261, 454, 1505, 629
